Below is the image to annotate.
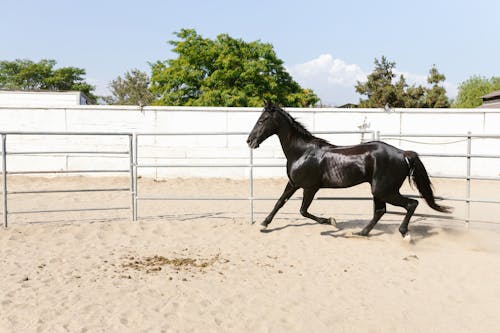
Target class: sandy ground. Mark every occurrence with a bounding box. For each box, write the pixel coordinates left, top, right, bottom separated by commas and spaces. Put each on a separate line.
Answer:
1, 176, 500, 333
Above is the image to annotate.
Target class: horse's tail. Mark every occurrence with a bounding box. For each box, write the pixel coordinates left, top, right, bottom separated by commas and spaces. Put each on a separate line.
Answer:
404, 151, 452, 214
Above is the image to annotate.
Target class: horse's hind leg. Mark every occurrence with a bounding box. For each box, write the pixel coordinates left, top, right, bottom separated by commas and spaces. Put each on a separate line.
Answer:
300, 188, 332, 225
357, 198, 386, 236
385, 193, 419, 237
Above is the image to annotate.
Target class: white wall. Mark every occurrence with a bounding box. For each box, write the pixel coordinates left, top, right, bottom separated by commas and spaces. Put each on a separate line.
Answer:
0, 91, 86, 106
0, 105, 499, 179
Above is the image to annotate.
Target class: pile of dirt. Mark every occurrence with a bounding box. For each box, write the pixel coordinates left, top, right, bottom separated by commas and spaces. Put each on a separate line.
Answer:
121, 253, 225, 274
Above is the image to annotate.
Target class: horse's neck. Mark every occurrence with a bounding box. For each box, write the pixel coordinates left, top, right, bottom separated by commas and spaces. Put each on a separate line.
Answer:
277, 129, 310, 160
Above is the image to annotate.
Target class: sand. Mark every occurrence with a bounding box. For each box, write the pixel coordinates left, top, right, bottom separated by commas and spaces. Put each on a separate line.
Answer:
1, 176, 500, 333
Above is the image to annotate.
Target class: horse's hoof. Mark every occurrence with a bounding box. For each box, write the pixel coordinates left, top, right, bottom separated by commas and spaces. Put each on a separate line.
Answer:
329, 217, 337, 227
260, 221, 269, 227
260, 227, 271, 233
403, 232, 412, 242
354, 231, 369, 237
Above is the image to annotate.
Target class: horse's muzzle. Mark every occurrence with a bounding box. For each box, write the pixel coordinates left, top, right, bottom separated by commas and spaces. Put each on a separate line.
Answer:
246, 137, 259, 149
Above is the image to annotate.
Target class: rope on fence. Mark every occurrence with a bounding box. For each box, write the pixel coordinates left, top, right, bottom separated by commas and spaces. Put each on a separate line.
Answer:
381, 137, 468, 145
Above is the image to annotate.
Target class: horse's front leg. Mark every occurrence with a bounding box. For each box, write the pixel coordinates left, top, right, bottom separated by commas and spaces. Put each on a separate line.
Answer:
300, 188, 336, 226
261, 181, 298, 228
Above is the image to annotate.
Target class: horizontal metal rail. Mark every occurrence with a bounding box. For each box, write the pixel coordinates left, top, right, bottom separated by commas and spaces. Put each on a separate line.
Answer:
8, 169, 130, 175
137, 131, 249, 136
137, 196, 380, 201
420, 153, 500, 159
380, 133, 500, 138
137, 163, 289, 168
428, 174, 500, 181
134, 167, 500, 182
136, 130, 373, 136
136, 193, 498, 205
138, 164, 254, 168
137, 196, 250, 201
0, 131, 133, 136
7, 151, 129, 155
442, 197, 500, 204
8, 188, 130, 195
7, 207, 130, 215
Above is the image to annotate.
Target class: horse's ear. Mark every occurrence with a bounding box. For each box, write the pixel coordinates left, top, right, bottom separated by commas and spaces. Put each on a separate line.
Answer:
263, 101, 278, 112
263, 100, 272, 110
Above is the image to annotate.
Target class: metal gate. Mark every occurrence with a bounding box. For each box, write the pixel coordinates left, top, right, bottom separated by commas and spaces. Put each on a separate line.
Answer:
1, 132, 134, 228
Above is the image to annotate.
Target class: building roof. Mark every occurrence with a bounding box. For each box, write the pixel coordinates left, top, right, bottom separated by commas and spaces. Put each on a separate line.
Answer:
477, 101, 500, 109
481, 90, 500, 100
337, 103, 358, 108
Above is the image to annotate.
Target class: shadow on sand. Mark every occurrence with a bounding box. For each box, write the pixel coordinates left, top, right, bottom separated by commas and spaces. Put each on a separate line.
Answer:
320, 219, 463, 243
259, 217, 456, 243
259, 222, 319, 233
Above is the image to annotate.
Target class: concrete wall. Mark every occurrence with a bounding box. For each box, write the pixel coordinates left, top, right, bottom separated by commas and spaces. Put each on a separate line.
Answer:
0, 105, 499, 178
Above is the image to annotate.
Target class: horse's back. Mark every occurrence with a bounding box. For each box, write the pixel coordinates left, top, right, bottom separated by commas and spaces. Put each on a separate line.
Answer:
319, 141, 406, 188
330, 140, 401, 155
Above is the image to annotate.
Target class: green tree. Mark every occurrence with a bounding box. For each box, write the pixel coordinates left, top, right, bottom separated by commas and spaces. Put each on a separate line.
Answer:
404, 83, 426, 108
423, 65, 450, 108
356, 57, 450, 109
0, 59, 96, 102
355, 56, 415, 108
454, 76, 500, 108
150, 29, 319, 107
104, 69, 154, 106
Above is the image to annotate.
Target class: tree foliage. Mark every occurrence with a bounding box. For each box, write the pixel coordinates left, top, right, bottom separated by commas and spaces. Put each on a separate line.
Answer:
0, 59, 96, 102
355, 57, 450, 108
150, 29, 319, 107
355, 56, 405, 108
424, 65, 450, 108
454, 76, 500, 108
104, 69, 154, 106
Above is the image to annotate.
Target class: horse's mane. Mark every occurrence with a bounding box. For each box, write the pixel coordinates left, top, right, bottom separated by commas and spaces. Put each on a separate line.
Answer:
266, 104, 330, 146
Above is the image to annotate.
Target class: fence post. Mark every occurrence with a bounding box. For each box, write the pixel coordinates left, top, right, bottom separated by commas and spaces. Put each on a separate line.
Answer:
128, 134, 135, 221
133, 133, 138, 221
249, 148, 254, 224
465, 132, 471, 229
2, 134, 7, 228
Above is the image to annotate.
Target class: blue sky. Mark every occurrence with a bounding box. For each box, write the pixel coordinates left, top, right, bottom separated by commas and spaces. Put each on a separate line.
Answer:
1, 0, 499, 105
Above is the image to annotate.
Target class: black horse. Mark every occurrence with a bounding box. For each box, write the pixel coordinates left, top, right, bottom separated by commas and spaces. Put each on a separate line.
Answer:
246, 104, 451, 238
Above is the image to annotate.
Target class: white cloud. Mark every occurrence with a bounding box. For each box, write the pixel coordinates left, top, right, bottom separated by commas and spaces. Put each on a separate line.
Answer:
288, 54, 367, 105
287, 54, 366, 105
290, 54, 366, 87
288, 54, 458, 105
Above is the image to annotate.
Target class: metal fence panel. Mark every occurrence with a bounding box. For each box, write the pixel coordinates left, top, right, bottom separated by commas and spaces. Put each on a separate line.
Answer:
1, 130, 499, 228
1, 132, 133, 228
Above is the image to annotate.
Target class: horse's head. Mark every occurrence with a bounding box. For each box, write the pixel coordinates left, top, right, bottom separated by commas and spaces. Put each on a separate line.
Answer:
247, 103, 282, 149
